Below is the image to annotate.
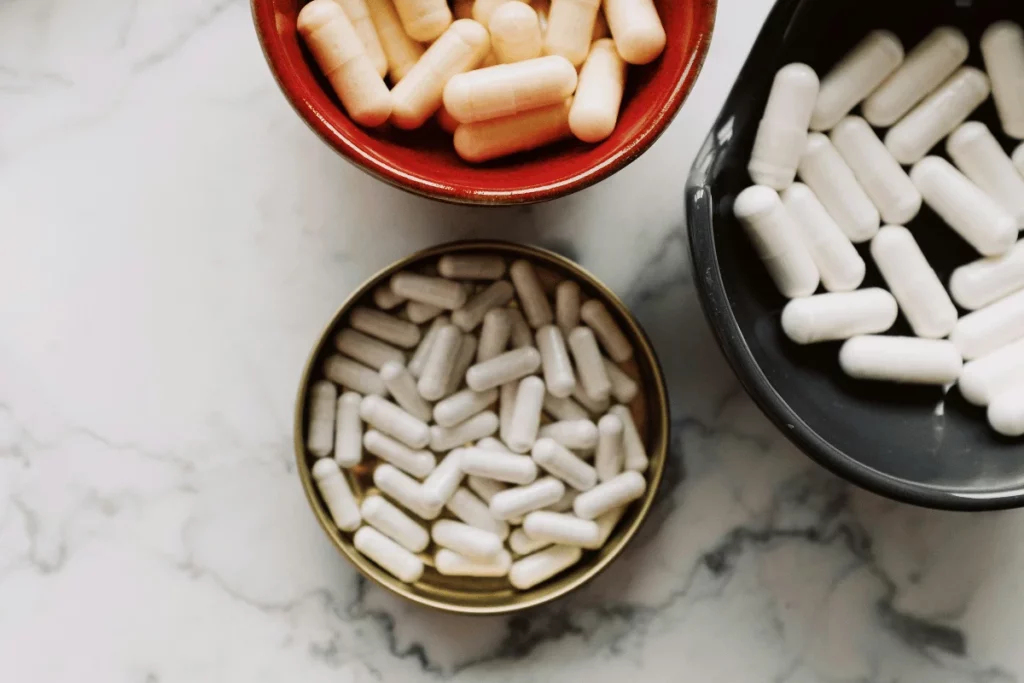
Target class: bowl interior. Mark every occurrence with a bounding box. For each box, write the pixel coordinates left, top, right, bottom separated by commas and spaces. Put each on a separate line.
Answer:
295, 241, 669, 613
253, 0, 716, 203
687, 0, 1024, 510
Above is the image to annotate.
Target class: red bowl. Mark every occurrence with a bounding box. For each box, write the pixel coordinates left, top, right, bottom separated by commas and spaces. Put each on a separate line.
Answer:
252, 0, 717, 204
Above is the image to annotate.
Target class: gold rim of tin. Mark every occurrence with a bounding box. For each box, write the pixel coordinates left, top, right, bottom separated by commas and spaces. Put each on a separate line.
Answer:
294, 240, 670, 615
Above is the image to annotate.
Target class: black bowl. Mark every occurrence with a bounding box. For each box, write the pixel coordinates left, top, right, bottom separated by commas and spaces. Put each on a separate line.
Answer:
686, 0, 1024, 510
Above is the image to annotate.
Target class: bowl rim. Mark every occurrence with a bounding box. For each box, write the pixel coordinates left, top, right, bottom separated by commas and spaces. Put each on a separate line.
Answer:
293, 239, 671, 614
251, 0, 718, 205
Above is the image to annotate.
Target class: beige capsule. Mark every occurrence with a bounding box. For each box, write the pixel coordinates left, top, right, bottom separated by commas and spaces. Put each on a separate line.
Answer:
509, 260, 555, 328
490, 2, 544, 64
350, 307, 421, 348
466, 346, 543, 392
407, 315, 451, 379
570, 39, 627, 143
506, 308, 534, 347
472, 0, 524, 24
365, 0, 425, 82
380, 361, 433, 422
580, 299, 632, 362
444, 56, 577, 124
390, 19, 491, 129
477, 309, 512, 362
454, 98, 573, 163
334, 0, 389, 77
438, 254, 507, 280
452, 280, 516, 331
544, 0, 601, 67
602, 0, 665, 65
406, 301, 444, 324
307, 380, 338, 458
435, 548, 512, 576
445, 333, 478, 396
390, 272, 468, 309
335, 328, 405, 370
393, 0, 452, 41
555, 281, 581, 337
373, 284, 406, 310
297, 0, 392, 127
603, 358, 638, 403
323, 355, 388, 396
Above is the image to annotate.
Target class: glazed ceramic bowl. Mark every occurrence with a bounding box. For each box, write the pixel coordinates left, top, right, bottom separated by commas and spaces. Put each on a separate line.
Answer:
687, 0, 1024, 511
295, 241, 669, 613
253, 0, 716, 204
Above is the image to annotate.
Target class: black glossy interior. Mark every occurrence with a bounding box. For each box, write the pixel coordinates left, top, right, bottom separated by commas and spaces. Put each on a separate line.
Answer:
686, 0, 1024, 510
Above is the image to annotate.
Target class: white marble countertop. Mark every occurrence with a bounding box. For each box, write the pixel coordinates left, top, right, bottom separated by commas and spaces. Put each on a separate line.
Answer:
3, 1, 1024, 681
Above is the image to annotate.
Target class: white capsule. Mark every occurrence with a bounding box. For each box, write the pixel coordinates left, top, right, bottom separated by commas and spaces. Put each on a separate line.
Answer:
365, 0, 425, 82
950, 241, 1024, 311
951, 289, 1024, 361
407, 315, 450, 379
839, 336, 963, 385
582, 506, 627, 550
798, 133, 880, 243
1015, 144, 1024, 175
509, 544, 582, 590
324, 355, 387, 396
733, 186, 821, 297
438, 254, 507, 280
373, 283, 406, 310
534, 325, 576, 398
499, 381, 517, 445
490, 476, 566, 520
359, 395, 431, 449
335, 391, 364, 467
350, 307, 422, 348
505, 376, 547, 453
568, 326, 613, 402
602, 359, 638, 404
780, 183, 866, 292
572, 470, 645, 520
417, 324, 461, 401
431, 519, 502, 559
466, 347, 543, 392
602, 0, 665, 65
390, 272, 468, 310
811, 31, 903, 132
460, 445, 538, 484
609, 404, 647, 472
451, 281, 515, 332
477, 309, 512, 363
421, 450, 465, 507
555, 281, 581, 337
988, 385, 1024, 437
445, 333, 478, 396
311, 458, 361, 531
373, 464, 441, 520
508, 260, 554, 328
433, 387, 498, 428
831, 116, 922, 226
406, 301, 444, 324
538, 420, 598, 450
947, 122, 1024, 229
870, 225, 957, 339
885, 67, 991, 165
748, 63, 820, 189
532, 438, 597, 490
522, 511, 599, 547
435, 548, 512, 576
379, 362, 432, 423
573, 383, 610, 415
360, 494, 429, 553
780, 289, 898, 345
594, 414, 624, 482
307, 380, 337, 458
580, 300, 633, 363
354, 526, 424, 583
509, 527, 552, 555
863, 27, 969, 127
446, 487, 509, 539
543, 393, 589, 421
959, 338, 1024, 406
335, 329, 406, 371
544, 488, 578, 512
982, 21, 1024, 140
569, 38, 627, 142
911, 156, 1017, 257
363, 430, 436, 478
467, 474, 507, 503
430, 411, 499, 451
505, 308, 534, 348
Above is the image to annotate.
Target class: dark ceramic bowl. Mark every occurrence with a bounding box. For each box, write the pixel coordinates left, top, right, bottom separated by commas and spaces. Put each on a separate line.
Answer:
253, 0, 716, 204
687, 0, 1024, 511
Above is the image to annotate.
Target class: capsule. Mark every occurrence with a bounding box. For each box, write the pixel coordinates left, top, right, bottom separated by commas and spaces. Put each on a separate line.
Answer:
780, 183, 865, 292
455, 97, 573, 162
390, 272, 468, 309
603, 359, 638, 404
477, 309, 512, 362
602, 0, 665, 65
567, 326, 612, 403
446, 487, 510, 539
324, 355, 388, 395
506, 376, 547, 453
544, 0, 601, 66
499, 380, 517, 444
573, 470, 645, 520
830, 116, 922, 226
364, 430, 436, 478
373, 284, 406, 310
780, 289, 898, 345
555, 281, 581, 337
407, 315, 450, 379
509, 528, 552, 555
508, 545, 581, 589
461, 448, 538, 488
445, 333, 477, 397
297, 0, 392, 127
509, 260, 554, 327
312, 458, 361, 531
910, 156, 1017, 257
390, 19, 491, 129
437, 254, 507, 280
361, 494, 429, 553
433, 387, 498, 427
748, 63, 820, 190
947, 122, 1024, 229
429, 412, 499, 453
451, 281, 515, 332
392, 0, 452, 41
505, 308, 534, 347
569, 38, 627, 143
435, 548, 513, 576
798, 133, 880, 243
360, 395, 431, 449
490, 476, 566, 520
522, 511, 599, 547
365, 0, 425, 82
489, 2, 543, 64
951, 289, 1024, 361
811, 31, 903, 132
839, 336, 963, 385
583, 506, 627, 550
406, 301, 444, 323
573, 384, 609, 414
885, 67, 991, 165
580, 300, 632, 363
950, 241, 1024, 311
307, 380, 337, 458
535, 325, 576, 398
595, 414, 624, 482
335, 329, 405, 371
421, 450, 465, 507
444, 56, 577, 124
354, 526, 424, 583
380, 361, 432, 422
414, 324, 459, 401
466, 347, 542, 391
988, 386, 1024, 437
538, 420, 598, 450
543, 393, 589, 421
335, 0, 389, 77
431, 519, 503, 559
467, 473, 508, 503
334, 391, 364, 467
733, 186, 820, 298
959, 338, 1024, 406
373, 464, 442, 520
609, 404, 646, 472
981, 22, 1024, 140
532, 438, 597, 491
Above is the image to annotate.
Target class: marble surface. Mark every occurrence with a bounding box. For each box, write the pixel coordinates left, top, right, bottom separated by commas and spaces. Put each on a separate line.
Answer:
3, 0, 1024, 681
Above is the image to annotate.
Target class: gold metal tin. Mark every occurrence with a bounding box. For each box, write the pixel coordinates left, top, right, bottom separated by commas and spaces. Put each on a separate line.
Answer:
294, 240, 669, 615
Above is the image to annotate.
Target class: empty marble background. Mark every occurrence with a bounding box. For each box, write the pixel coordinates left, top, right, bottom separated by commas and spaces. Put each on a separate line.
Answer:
2, 0, 1023, 681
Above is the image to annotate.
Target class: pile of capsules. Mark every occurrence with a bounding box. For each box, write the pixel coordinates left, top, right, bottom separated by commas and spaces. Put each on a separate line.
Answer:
735, 21, 1024, 437
296, 0, 666, 162
305, 253, 650, 589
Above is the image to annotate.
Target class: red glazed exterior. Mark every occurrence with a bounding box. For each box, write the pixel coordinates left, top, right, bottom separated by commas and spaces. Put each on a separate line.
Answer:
252, 0, 717, 205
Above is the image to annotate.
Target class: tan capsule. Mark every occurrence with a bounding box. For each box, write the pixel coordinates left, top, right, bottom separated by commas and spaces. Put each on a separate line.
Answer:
350, 306, 421, 348
509, 259, 554, 328
580, 299, 632, 362
490, 2, 543, 63
297, 0, 392, 127
392, 0, 452, 41
406, 301, 444, 323
478, 309, 512, 362
569, 39, 626, 142
438, 254, 508, 280
323, 355, 388, 395
555, 281, 581, 337
544, 0, 601, 66
334, 328, 405, 370
444, 56, 577, 124
307, 380, 338, 458
334, 0, 389, 77
602, 0, 666, 65
390, 19, 491, 129
373, 284, 406, 310
390, 272, 468, 309
455, 97, 573, 162
365, 0, 425, 82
